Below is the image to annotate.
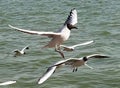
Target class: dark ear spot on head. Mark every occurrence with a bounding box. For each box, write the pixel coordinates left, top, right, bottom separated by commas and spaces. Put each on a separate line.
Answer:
83, 57, 88, 61
67, 24, 77, 30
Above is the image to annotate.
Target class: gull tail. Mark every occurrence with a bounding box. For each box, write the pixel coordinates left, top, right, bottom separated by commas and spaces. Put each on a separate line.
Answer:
38, 66, 57, 84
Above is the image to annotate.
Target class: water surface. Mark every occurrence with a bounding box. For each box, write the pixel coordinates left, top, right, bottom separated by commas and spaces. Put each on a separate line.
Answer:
0, 0, 120, 88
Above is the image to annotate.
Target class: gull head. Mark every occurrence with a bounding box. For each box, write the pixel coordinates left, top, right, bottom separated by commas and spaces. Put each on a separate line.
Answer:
83, 56, 88, 61
64, 8, 78, 30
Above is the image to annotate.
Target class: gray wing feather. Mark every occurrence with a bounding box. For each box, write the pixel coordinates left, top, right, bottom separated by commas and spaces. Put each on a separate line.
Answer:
8, 25, 61, 37
38, 66, 57, 84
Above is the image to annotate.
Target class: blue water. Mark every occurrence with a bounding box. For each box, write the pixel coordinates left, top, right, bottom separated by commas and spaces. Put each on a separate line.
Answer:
0, 0, 120, 88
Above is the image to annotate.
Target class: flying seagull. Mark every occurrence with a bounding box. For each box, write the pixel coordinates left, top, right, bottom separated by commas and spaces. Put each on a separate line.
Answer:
8, 8, 78, 58
60, 40, 94, 51
37, 54, 109, 84
13, 45, 29, 57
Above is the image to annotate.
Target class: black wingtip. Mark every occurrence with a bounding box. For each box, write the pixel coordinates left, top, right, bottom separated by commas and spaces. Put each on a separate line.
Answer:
26, 47, 29, 49
94, 55, 110, 58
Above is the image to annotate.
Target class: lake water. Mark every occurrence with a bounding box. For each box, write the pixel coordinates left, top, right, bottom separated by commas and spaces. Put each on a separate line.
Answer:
0, 0, 120, 88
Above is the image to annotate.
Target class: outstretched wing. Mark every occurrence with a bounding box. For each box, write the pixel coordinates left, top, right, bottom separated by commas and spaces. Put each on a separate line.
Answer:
86, 54, 110, 59
60, 40, 93, 49
21, 45, 29, 53
64, 8, 77, 26
71, 40, 94, 48
0, 81, 16, 86
8, 25, 61, 38
38, 66, 57, 84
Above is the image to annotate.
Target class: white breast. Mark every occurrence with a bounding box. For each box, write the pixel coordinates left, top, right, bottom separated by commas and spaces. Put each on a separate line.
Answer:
60, 25, 71, 41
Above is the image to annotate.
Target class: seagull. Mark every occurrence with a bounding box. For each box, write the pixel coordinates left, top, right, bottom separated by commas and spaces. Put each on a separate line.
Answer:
37, 54, 109, 84
8, 8, 78, 58
60, 40, 94, 51
0, 81, 16, 86
13, 45, 29, 57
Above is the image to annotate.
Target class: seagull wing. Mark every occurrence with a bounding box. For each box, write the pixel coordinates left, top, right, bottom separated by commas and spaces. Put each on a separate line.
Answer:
64, 8, 77, 26
38, 66, 57, 84
71, 40, 94, 48
0, 81, 16, 86
86, 54, 110, 59
21, 45, 29, 53
8, 25, 61, 38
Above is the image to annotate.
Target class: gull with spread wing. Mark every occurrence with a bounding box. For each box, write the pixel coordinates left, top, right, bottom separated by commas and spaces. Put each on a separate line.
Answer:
8, 8, 78, 58
37, 54, 109, 84
13, 45, 29, 57
60, 40, 94, 51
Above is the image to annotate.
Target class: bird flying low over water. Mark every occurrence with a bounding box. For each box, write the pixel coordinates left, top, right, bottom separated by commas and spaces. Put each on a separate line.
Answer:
13, 45, 29, 57
8, 8, 77, 58
37, 54, 109, 84
60, 40, 94, 51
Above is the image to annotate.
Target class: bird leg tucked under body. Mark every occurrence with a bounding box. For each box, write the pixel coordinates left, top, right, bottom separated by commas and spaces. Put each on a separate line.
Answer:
55, 45, 65, 59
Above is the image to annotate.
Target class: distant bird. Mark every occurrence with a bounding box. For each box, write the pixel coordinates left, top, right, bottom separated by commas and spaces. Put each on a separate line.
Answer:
8, 8, 78, 58
37, 54, 109, 84
13, 45, 29, 57
0, 81, 16, 86
60, 40, 94, 51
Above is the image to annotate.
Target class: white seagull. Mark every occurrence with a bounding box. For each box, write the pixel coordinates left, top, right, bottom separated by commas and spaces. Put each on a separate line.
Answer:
8, 8, 78, 58
37, 54, 109, 84
0, 81, 16, 86
60, 40, 94, 51
13, 45, 29, 57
